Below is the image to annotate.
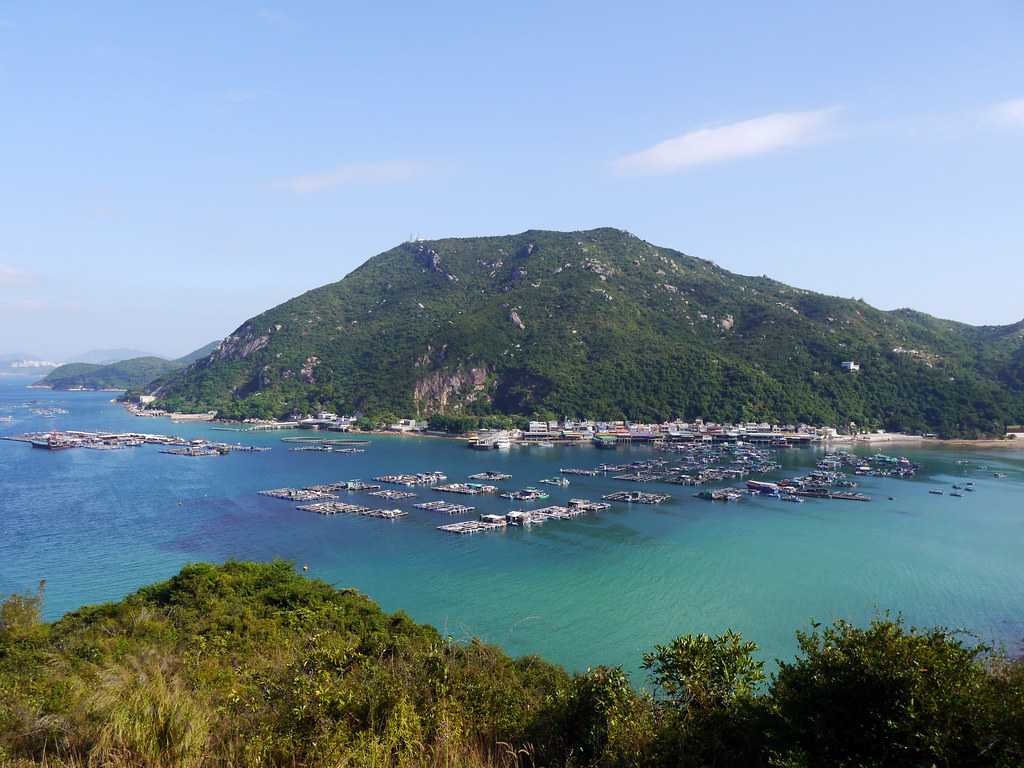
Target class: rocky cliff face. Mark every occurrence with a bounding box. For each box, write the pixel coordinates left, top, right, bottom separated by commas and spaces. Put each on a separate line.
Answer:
413, 365, 491, 414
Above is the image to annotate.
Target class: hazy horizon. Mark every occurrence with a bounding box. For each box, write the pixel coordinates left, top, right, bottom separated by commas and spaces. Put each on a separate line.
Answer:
2, 2, 1022, 358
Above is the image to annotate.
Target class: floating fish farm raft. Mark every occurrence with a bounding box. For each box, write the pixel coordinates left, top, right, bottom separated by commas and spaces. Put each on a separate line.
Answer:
373, 472, 447, 486
368, 489, 417, 500
289, 445, 365, 453
297, 501, 407, 518
436, 482, 498, 495
248, 440, 929, 538
413, 501, 477, 515
259, 488, 336, 502
601, 490, 672, 504
438, 504, 598, 534
498, 488, 550, 501
468, 471, 511, 481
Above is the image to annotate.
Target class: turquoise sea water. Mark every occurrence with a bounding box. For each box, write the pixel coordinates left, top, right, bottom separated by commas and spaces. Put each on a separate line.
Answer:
1, 381, 1022, 675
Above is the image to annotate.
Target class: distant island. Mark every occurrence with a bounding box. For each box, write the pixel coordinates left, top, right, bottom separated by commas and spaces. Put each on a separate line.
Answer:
138, 228, 1023, 438
34, 342, 218, 391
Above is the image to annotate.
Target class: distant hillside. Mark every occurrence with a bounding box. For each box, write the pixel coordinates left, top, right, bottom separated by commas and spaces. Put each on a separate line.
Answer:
149, 228, 1024, 437
40, 357, 183, 390
67, 348, 155, 365
39, 342, 219, 390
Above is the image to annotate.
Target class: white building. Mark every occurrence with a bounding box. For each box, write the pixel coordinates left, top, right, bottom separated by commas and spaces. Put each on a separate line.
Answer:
841, 361, 861, 372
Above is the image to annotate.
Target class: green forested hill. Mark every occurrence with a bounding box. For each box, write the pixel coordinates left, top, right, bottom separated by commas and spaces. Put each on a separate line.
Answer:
149, 228, 1024, 436
40, 342, 220, 391
41, 356, 183, 390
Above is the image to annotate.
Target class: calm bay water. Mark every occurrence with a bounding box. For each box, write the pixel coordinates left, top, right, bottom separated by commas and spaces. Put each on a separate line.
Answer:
2, 381, 1022, 674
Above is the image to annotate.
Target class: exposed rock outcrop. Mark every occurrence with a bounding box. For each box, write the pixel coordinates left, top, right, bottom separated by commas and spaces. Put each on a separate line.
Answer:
413, 365, 490, 414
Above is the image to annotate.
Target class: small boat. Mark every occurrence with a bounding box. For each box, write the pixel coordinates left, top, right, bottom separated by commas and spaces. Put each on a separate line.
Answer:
950, 492, 963, 498
993, 472, 1007, 479
781, 495, 804, 504
963, 487, 975, 492
538, 477, 569, 487
929, 489, 944, 495
952, 484, 962, 490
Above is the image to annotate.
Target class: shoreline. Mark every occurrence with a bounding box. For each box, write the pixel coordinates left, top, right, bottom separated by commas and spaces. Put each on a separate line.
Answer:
109, 400, 1024, 450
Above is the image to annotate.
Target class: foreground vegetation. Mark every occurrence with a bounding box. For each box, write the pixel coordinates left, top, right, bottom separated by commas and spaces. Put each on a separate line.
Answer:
1, 562, 1021, 767
150, 228, 1024, 436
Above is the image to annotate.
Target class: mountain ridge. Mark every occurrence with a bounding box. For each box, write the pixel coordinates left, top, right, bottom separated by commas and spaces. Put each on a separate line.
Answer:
149, 228, 1024, 436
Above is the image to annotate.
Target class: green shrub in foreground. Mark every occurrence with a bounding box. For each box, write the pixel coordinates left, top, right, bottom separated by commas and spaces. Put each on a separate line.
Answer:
0, 562, 1021, 767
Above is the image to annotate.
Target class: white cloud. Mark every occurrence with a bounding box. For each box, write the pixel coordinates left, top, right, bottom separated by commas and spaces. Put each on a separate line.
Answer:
281, 161, 427, 193
614, 108, 840, 175
988, 98, 1024, 128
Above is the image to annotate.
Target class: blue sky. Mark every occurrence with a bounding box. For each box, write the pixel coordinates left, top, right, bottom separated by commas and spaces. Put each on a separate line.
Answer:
1, 1, 1022, 359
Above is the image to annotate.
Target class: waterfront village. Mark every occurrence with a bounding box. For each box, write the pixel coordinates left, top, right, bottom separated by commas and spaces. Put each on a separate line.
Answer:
124, 395, 921, 448
235, 412, 914, 450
